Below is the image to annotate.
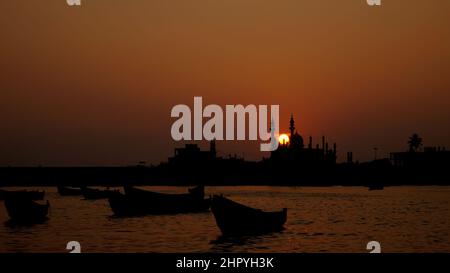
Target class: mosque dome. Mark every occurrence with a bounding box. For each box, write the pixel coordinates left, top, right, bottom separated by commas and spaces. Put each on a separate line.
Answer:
290, 131, 304, 149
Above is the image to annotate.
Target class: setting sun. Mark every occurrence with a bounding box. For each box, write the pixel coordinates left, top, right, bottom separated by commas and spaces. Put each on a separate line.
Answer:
278, 134, 290, 145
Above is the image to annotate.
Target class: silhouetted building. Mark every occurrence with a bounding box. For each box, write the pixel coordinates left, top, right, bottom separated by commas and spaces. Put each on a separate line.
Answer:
390, 146, 450, 168
168, 140, 217, 165
270, 115, 337, 166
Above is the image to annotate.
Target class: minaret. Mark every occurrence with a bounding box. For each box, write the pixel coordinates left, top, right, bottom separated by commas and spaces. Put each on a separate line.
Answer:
322, 136, 325, 154
289, 114, 295, 138
347, 152, 353, 163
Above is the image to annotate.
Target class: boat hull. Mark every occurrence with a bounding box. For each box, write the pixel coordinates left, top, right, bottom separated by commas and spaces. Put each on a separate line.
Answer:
4, 198, 49, 224
57, 186, 84, 196
109, 186, 210, 216
82, 188, 119, 200
211, 195, 287, 236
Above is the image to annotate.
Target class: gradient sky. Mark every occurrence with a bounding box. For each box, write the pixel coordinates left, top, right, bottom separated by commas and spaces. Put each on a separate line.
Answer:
1, 0, 450, 166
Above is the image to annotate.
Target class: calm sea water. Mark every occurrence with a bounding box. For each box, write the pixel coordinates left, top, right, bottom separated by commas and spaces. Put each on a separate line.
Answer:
0, 186, 449, 253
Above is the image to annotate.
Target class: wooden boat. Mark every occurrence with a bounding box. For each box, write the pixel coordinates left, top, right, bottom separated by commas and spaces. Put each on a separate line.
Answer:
211, 195, 287, 236
57, 186, 84, 196
4, 198, 50, 224
82, 187, 119, 200
0, 189, 45, 200
124, 185, 205, 200
109, 185, 210, 216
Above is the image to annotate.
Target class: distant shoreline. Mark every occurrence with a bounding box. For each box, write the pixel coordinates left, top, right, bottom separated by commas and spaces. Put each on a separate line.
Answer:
1, 185, 450, 188
0, 166, 449, 187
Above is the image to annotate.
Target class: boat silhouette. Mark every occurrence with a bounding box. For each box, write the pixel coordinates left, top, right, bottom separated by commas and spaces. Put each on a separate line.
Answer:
4, 197, 50, 224
57, 186, 84, 196
0, 189, 45, 200
82, 187, 119, 200
211, 195, 287, 236
108, 185, 210, 216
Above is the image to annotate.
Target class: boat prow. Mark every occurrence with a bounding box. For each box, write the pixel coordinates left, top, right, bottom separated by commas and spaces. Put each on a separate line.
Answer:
211, 195, 287, 236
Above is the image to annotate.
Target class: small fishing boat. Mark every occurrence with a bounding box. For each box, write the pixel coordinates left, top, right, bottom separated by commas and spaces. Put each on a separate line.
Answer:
0, 189, 45, 201
124, 185, 205, 200
4, 198, 50, 224
82, 187, 119, 200
109, 185, 210, 216
57, 186, 84, 196
211, 195, 287, 236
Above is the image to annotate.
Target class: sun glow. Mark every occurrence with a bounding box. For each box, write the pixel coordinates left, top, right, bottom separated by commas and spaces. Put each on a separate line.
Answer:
278, 134, 290, 145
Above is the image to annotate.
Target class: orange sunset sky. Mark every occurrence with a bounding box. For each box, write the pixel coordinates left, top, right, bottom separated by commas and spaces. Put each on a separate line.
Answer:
1, 0, 450, 166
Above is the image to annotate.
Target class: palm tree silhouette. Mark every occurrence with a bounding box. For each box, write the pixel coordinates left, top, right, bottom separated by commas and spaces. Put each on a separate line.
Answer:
408, 133, 423, 152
